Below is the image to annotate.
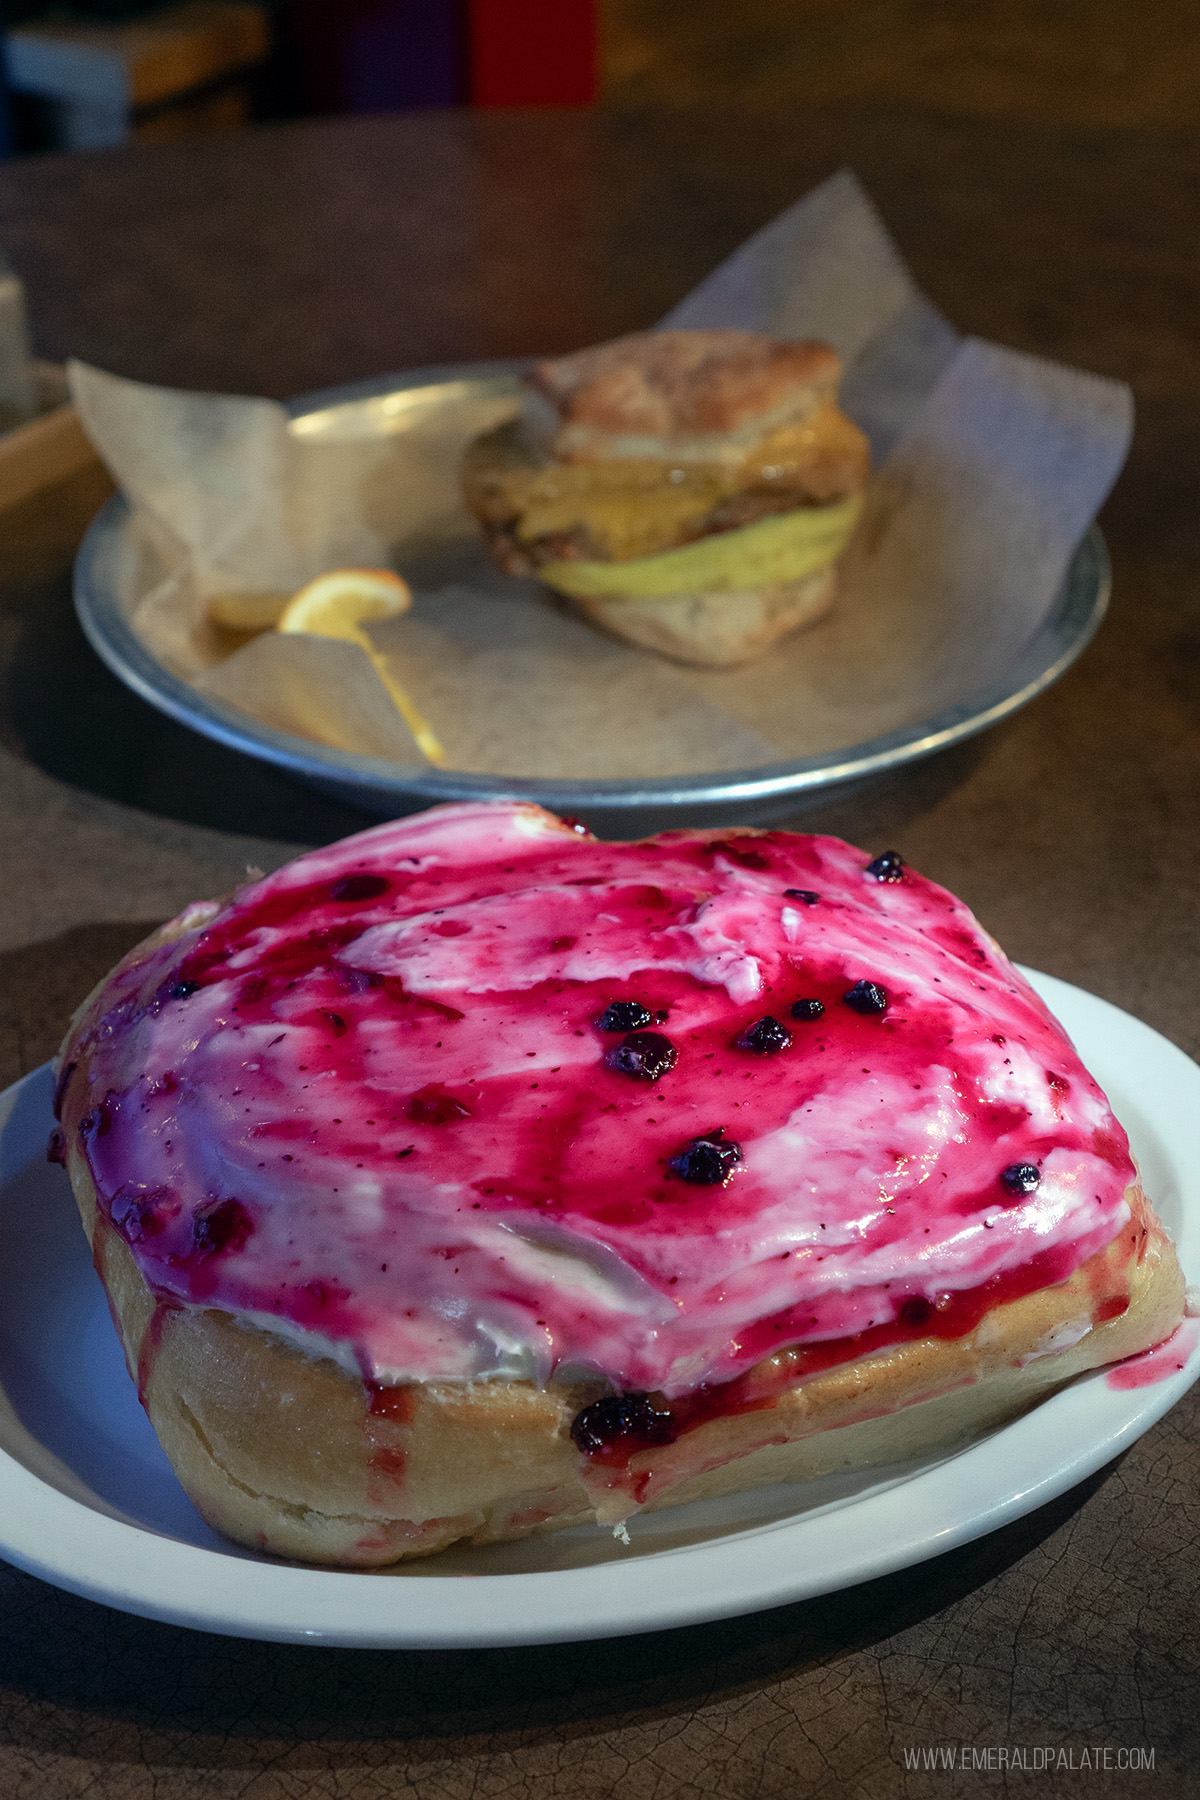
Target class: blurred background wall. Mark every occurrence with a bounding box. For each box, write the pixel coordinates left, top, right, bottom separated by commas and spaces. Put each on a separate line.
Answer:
0, 0, 598, 151
604, 0, 1200, 129
1, 0, 1198, 155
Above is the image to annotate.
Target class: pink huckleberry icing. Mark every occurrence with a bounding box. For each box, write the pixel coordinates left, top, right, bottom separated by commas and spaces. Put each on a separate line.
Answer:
67, 801, 1134, 1399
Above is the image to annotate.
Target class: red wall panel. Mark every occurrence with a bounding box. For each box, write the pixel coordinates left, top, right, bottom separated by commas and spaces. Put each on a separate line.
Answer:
467, 0, 597, 107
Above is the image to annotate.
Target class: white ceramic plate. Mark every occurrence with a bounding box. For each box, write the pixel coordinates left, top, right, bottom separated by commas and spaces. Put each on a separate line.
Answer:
0, 969, 1196, 1648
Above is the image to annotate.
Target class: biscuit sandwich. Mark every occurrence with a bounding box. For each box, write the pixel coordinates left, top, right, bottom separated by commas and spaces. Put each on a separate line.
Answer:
462, 330, 870, 667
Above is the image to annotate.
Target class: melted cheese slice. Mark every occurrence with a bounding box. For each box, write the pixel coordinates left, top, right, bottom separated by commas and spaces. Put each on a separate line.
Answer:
462, 404, 869, 563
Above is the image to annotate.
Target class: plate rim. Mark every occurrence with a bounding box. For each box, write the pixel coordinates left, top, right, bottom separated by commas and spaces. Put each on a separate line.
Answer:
0, 967, 1196, 1648
72, 360, 1111, 817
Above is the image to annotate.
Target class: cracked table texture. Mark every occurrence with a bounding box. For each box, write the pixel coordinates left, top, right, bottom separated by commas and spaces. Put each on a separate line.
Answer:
0, 103, 1198, 1798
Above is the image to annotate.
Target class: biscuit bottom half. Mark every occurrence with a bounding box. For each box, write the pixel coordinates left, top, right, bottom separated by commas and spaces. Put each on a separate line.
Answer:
561, 565, 837, 668
64, 1141, 1184, 1567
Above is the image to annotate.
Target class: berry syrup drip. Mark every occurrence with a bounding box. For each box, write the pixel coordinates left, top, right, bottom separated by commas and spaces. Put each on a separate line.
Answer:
1106, 1318, 1199, 1390
569, 1234, 1105, 1469
67, 800, 1136, 1399
362, 1380, 415, 1497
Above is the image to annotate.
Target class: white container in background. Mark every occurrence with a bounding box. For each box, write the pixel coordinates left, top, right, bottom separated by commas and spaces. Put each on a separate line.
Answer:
0, 261, 38, 431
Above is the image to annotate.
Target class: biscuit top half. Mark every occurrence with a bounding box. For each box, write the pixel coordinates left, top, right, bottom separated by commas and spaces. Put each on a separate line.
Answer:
527, 330, 844, 463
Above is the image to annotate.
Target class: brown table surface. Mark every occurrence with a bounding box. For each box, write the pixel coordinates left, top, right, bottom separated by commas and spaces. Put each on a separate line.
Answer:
1, 103, 1198, 1797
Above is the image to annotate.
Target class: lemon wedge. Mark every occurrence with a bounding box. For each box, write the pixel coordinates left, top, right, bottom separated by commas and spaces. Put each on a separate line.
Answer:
276, 569, 443, 765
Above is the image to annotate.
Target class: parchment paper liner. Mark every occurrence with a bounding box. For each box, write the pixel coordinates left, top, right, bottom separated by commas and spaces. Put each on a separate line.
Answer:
69, 171, 1133, 782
